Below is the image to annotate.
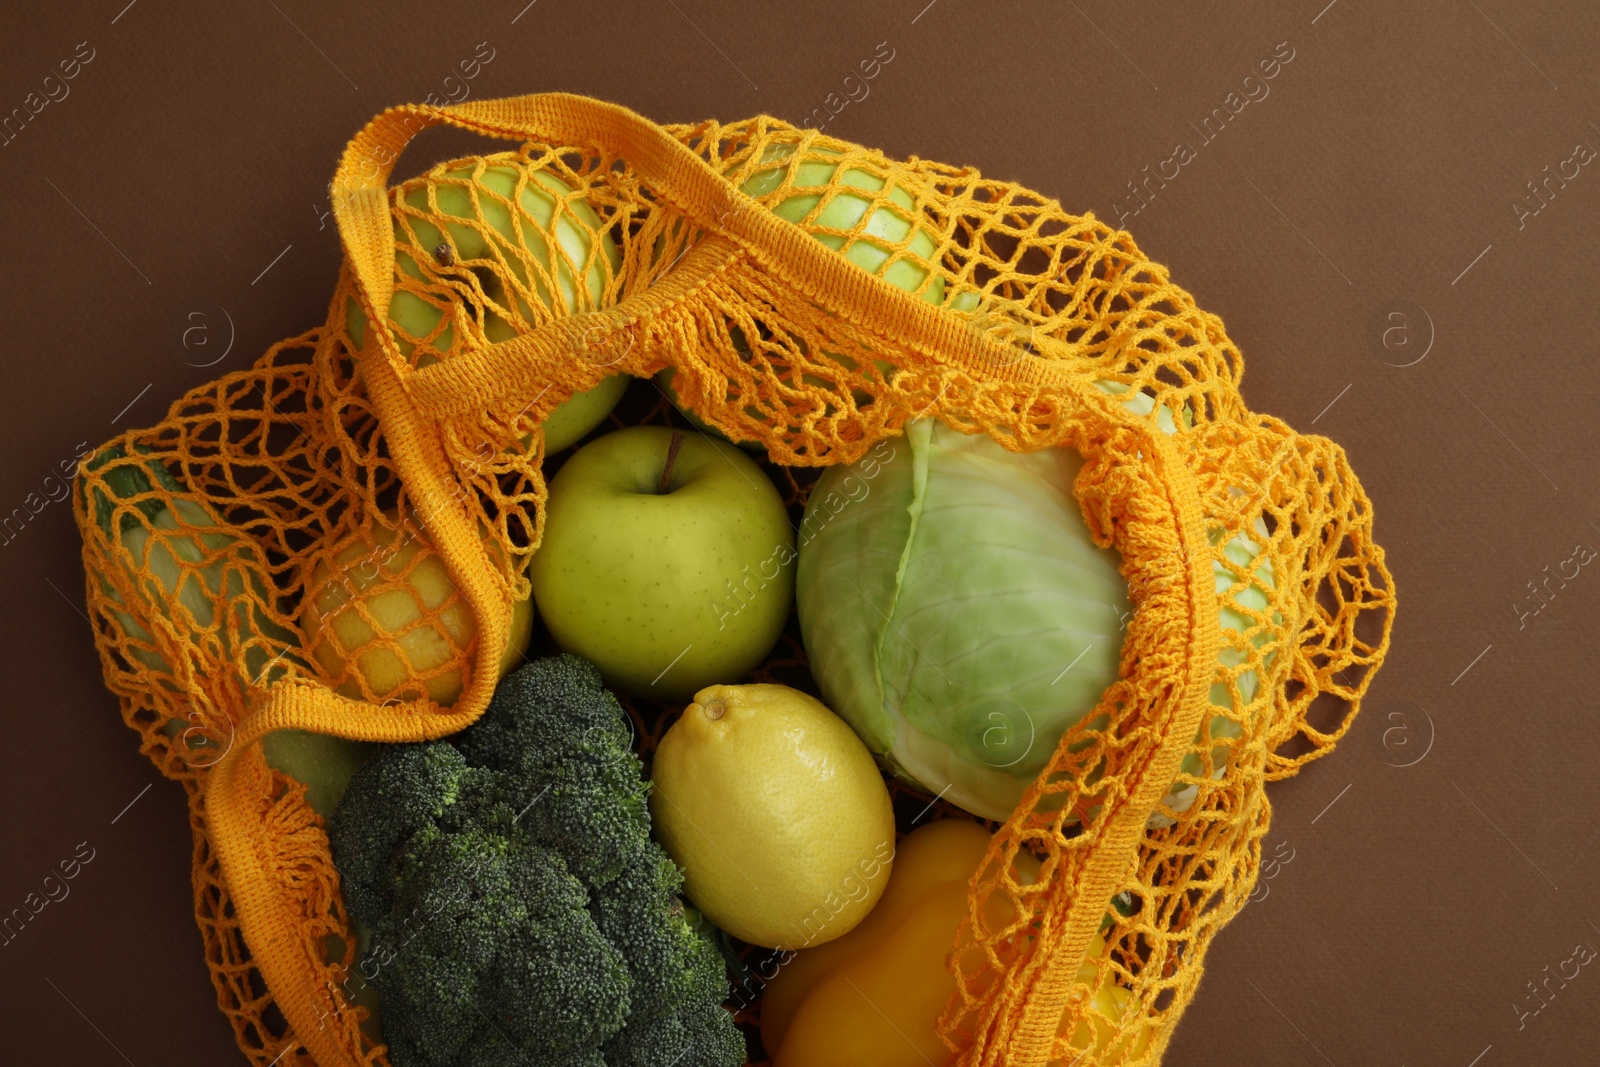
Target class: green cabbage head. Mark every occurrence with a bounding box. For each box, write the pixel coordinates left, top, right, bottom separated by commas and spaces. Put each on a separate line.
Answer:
796, 418, 1132, 820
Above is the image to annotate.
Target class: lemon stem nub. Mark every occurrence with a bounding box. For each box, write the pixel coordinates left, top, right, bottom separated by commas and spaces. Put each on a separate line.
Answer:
658, 431, 686, 494
702, 698, 726, 720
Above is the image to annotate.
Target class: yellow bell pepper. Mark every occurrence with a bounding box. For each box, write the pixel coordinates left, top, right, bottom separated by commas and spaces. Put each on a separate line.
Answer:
760, 819, 1150, 1067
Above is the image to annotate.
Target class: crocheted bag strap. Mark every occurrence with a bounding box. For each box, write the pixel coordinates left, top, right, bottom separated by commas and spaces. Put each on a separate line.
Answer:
329, 92, 1035, 421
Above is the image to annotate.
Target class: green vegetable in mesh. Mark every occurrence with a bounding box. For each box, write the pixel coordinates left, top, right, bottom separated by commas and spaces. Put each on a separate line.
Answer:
329, 654, 745, 1067
797, 410, 1276, 824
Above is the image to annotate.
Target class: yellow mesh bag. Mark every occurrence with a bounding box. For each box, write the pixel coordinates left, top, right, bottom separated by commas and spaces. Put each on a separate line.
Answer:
72, 93, 1393, 1066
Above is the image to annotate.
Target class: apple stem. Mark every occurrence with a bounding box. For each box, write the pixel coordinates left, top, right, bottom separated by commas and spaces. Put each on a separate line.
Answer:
658, 431, 687, 494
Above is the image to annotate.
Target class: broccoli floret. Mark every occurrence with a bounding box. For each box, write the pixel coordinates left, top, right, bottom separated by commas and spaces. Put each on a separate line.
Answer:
379, 827, 630, 1067
596, 850, 748, 1067
330, 742, 468, 922
329, 654, 744, 1067
455, 653, 652, 886
593, 850, 711, 1022
605, 993, 750, 1067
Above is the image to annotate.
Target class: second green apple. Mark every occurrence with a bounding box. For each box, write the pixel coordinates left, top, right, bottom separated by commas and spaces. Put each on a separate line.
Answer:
530, 426, 795, 701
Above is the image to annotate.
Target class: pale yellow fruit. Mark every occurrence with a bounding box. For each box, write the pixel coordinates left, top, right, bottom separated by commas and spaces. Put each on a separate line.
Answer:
650, 683, 895, 951
300, 509, 531, 706
1054, 934, 1153, 1063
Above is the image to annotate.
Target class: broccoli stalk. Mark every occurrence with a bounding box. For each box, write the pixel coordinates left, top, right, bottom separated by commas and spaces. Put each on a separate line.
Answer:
329, 655, 745, 1067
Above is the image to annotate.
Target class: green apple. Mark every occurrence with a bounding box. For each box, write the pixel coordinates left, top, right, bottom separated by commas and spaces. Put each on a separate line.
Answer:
655, 145, 976, 437
740, 144, 948, 302
348, 161, 629, 453
530, 426, 795, 701
262, 729, 376, 819
159, 716, 375, 820
534, 374, 623, 450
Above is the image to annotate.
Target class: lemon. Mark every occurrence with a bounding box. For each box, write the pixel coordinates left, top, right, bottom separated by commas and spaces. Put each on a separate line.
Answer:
300, 508, 533, 706
650, 683, 896, 950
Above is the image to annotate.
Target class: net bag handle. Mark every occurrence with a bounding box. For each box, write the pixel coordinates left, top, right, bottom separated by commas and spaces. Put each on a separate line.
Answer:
335, 93, 1039, 419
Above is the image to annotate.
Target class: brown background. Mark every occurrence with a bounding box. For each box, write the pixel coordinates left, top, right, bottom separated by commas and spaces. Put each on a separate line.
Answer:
2, 1, 1597, 1064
